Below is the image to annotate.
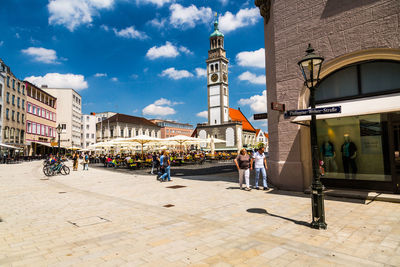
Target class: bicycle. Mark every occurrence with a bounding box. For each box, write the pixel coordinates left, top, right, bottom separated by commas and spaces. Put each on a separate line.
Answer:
43, 162, 70, 176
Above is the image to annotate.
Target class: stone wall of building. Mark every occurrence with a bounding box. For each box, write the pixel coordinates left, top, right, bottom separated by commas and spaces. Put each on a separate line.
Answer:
261, 0, 400, 190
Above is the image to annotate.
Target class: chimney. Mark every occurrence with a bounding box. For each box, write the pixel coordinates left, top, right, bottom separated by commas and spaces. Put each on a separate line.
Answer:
41, 85, 48, 88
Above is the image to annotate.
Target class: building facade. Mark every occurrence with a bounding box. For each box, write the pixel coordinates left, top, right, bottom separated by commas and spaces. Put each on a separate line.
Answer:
96, 113, 161, 142
255, 129, 269, 151
42, 87, 82, 149
81, 113, 96, 148
0, 59, 26, 150
149, 119, 193, 138
0, 60, 5, 144
25, 82, 57, 156
255, 0, 400, 192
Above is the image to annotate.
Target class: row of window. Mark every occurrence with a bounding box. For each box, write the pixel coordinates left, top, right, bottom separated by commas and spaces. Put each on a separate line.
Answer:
27, 102, 56, 122
26, 121, 56, 138
6, 76, 25, 95
3, 126, 25, 143
27, 88, 56, 108
5, 93, 25, 109
5, 108, 25, 123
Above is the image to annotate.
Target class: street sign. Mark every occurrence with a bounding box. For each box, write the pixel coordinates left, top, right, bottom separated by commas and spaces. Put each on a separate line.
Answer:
253, 113, 268, 120
51, 142, 58, 147
271, 102, 285, 112
285, 106, 341, 118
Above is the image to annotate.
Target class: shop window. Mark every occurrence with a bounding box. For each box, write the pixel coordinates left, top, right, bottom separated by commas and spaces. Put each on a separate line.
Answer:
317, 113, 391, 182
316, 66, 358, 101
360, 61, 400, 94
316, 60, 400, 103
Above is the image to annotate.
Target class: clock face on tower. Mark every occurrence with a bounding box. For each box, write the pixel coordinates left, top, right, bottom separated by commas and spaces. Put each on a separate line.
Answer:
223, 73, 227, 82
211, 73, 219, 82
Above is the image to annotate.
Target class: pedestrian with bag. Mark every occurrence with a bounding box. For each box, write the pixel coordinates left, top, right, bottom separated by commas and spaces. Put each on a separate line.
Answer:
160, 151, 172, 182
250, 144, 269, 190
72, 152, 79, 171
234, 148, 251, 191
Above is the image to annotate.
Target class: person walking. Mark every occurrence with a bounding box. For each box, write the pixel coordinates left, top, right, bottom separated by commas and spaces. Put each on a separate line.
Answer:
160, 151, 172, 182
83, 153, 89, 170
151, 152, 159, 175
72, 152, 79, 171
250, 145, 269, 190
234, 148, 251, 191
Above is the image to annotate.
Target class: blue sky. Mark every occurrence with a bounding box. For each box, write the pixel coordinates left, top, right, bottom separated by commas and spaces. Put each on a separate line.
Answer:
0, 0, 268, 131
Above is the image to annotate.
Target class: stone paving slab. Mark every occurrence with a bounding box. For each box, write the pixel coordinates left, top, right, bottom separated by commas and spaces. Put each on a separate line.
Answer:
0, 161, 399, 266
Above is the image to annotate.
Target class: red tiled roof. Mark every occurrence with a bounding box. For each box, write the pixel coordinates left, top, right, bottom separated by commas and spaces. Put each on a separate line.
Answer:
229, 108, 256, 132
264, 132, 269, 139
98, 113, 158, 127
256, 129, 261, 136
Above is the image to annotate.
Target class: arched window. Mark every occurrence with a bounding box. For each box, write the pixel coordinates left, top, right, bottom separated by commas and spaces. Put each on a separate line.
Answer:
218, 39, 221, 47
316, 60, 400, 103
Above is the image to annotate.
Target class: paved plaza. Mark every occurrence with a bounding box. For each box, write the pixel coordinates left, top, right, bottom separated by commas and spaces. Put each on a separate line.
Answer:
1, 161, 400, 266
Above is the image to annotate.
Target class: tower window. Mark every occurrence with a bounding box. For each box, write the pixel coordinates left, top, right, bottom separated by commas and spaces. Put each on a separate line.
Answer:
218, 39, 221, 47
211, 65, 214, 72
215, 63, 219, 71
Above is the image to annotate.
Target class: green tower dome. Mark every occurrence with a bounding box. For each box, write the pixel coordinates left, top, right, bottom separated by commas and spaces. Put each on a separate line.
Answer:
210, 17, 224, 37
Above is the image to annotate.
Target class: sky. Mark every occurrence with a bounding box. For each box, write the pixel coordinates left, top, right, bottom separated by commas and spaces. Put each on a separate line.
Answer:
0, 0, 268, 132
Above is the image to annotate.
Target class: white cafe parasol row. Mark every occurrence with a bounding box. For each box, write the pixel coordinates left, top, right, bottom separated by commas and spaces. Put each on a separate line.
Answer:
86, 135, 226, 154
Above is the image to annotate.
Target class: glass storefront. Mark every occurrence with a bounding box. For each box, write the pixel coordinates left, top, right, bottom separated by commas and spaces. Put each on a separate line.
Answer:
317, 113, 391, 181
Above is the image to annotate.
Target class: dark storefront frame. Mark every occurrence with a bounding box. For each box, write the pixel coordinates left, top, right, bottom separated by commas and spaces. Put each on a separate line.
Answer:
314, 60, 400, 193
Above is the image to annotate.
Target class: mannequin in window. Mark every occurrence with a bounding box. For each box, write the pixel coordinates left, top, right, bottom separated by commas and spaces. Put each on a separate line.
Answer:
340, 134, 357, 179
320, 136, 337, 174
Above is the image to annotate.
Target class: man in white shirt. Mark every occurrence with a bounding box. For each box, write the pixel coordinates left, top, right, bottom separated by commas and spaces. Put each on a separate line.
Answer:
250, 145, 269, 190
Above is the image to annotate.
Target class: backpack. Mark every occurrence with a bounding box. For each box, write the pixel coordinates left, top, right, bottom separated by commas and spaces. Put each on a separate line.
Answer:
85, 155, 89, 162
163, 156, 169, 167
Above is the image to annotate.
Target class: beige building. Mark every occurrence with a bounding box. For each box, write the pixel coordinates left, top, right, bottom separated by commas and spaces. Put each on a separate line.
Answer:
255, 0, 400, 193
149, 119, 193, 138
25, 82, 57, 156
41, 87, 82, 149
0, 59, 26, 151
96, 113, 161, 142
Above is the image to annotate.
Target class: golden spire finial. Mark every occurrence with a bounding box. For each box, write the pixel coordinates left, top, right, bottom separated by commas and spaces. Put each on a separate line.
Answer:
215, 12, 218, 17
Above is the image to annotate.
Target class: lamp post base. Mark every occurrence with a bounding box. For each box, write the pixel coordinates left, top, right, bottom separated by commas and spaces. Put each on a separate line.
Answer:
310, 181, 327, 230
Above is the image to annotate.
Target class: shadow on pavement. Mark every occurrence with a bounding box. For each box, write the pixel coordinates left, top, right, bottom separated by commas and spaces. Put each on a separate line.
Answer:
247, 208, 311, 227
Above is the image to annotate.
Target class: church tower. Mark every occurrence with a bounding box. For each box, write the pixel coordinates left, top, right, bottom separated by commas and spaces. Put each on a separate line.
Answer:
207, 15, 229, 126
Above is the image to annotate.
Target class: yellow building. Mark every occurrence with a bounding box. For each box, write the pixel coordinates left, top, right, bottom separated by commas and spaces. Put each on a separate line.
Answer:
1, 59, 27, 152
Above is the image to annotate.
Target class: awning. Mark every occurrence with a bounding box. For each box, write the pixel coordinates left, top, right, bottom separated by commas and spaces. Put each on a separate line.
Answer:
0, 143, 19, 149
32, 141, 53, 148
292, 92, 400, 122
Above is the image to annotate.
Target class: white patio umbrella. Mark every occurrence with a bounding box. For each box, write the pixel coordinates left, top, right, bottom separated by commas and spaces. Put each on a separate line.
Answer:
117, 135, 162, 158
164, 135, 202, 151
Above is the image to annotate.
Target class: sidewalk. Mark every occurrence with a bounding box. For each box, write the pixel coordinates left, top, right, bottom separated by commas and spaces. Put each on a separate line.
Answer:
0, 161, 399, 266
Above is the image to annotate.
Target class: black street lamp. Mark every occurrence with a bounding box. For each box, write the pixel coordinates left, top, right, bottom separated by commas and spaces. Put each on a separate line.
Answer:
56, 124, 62, 157
298, 44, 327, 230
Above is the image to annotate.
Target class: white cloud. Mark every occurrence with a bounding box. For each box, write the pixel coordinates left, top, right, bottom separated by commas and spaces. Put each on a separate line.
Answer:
146, 41, 179, 60
100, 24, 109, 31
238, 71, 266, 85
196, 110, 208, 118
94, 73, 107, 77
142, 97, 179, 116
21, 47, 60, 64
219, 0, 229, 5
148, 17, 167, 28
16, 33, 20, 39
131, 74, 138, 79
219, 8, 260, 33
113, 26, 148, 39
111, 77, 118, 81
160, 67, 193, 80
169, 4, 213, 29
0, 41, 4, 46
24, 73, 88, 91
137, 0, 173, 8
179, 46, 193, 55
236, 48, 265, 68
238, 90, 267, 113
48, 0, 115, 31
195, 68, 207, 77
